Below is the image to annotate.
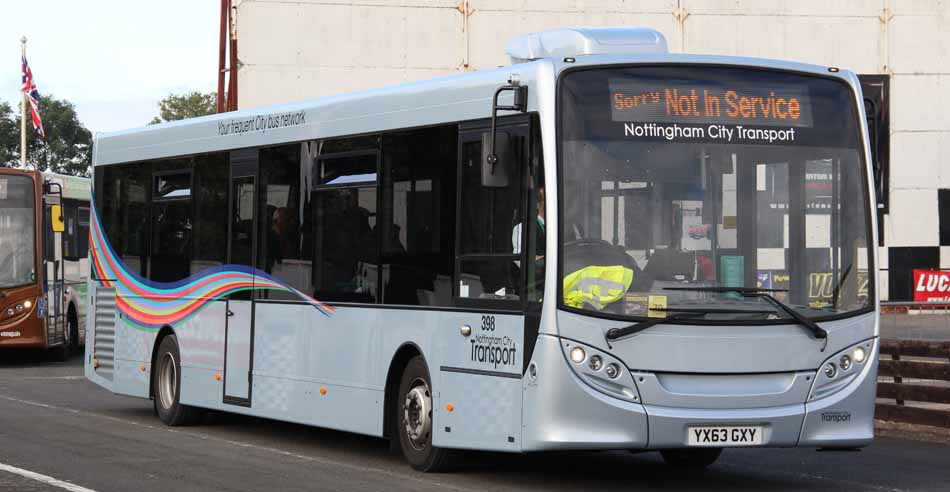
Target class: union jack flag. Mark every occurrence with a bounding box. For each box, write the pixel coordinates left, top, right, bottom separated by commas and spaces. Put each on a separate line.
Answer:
21, 55, 45, 138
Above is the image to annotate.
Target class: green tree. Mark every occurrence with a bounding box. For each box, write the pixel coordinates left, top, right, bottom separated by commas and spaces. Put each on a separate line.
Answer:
0, 95, 92, 176
0, 101, 18, 166
150, 91, 216, 124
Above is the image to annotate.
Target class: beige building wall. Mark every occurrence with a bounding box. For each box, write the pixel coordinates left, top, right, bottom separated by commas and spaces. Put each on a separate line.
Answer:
236, 0, 950, 300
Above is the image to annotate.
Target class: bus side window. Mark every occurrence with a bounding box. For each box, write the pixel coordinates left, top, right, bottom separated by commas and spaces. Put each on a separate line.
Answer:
311, 140, 380, 303
77, 206, 90, 259
380, 125, 458, 307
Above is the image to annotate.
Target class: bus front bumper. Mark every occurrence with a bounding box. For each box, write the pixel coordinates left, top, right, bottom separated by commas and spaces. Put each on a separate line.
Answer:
521, 335, 877, 451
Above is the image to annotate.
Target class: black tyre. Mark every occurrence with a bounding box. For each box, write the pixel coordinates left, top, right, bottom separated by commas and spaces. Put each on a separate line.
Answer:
50, 318, 72, 362
68, 307, 80, 352
396, 355, 449, 472
153, 335, 202, 426
660, 448, 722, 469
50, 340, 70, 362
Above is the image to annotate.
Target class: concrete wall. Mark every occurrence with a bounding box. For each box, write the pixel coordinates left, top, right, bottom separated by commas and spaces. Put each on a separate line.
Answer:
236, 0, 950, 300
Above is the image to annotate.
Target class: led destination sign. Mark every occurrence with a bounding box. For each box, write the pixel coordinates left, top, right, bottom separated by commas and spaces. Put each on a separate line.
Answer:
609, 80, 814, 127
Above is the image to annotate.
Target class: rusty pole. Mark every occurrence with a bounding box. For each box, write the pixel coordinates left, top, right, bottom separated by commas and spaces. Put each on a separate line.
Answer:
217, 0, 227, 113
227, 1, 238, 111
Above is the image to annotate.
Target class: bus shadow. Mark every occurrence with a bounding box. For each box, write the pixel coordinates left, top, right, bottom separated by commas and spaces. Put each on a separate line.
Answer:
0, 348, 84, 367
189, 410, 835, 491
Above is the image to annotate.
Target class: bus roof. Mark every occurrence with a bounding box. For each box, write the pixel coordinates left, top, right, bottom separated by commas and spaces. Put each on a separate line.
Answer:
43, 172, 91, 201
92, 28, 858, 168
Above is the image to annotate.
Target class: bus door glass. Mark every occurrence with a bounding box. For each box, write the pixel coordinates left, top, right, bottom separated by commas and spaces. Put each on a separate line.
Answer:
224, 150, 258, 405
42, 196, 65, 342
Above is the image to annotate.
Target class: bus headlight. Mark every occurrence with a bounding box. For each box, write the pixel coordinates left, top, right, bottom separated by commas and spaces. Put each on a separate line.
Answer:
569, 346, 587, 364
810, 339, 875, 401
852, 346, 866, 364
562, 340, 640, 402
23, 300, 32, 309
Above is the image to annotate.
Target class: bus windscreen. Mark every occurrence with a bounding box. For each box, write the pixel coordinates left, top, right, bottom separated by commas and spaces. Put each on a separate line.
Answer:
559, 66, 871, 323
0, 175, 37, 289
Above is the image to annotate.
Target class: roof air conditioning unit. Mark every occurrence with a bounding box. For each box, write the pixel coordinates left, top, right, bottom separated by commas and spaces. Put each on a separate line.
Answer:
505, 27, 668, 64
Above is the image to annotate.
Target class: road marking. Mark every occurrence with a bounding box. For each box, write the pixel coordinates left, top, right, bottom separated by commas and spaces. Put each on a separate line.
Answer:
21, 376, 85, 380
0, 394, 476, 492
0, 462, 98, 492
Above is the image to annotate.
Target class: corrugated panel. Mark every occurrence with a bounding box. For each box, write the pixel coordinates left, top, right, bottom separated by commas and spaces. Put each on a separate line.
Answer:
93, 287, 117, 381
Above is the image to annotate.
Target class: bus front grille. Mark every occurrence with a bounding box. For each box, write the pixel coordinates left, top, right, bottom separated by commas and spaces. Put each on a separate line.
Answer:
93, 287, 117, 381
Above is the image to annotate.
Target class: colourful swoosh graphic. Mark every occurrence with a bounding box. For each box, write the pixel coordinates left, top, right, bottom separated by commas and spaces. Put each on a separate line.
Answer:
89, 202, 334, 332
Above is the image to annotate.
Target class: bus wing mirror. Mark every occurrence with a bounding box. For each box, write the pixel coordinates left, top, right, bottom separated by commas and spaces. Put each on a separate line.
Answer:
50, 204, 65, 233
482, 131, 511, 188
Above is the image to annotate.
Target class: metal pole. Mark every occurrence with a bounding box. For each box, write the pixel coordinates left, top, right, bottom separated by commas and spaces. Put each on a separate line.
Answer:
20, 36, 28, 169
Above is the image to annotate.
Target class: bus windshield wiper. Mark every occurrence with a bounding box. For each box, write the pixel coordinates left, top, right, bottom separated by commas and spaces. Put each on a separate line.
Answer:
664, 287, 828, 340
604, 307, 775, 343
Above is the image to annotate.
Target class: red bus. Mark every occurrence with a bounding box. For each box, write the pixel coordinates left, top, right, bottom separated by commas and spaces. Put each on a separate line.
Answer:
0, 168, 90, 359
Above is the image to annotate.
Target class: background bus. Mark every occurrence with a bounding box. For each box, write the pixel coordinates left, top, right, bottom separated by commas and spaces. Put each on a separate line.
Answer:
86, 27, 877, 471
0, 168, 90, 360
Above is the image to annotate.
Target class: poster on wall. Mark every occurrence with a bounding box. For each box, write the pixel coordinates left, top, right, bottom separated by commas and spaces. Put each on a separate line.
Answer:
913, 269, 950, 302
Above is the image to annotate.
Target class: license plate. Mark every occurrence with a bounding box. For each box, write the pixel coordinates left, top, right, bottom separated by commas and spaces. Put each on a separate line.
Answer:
687, 426, 763, 446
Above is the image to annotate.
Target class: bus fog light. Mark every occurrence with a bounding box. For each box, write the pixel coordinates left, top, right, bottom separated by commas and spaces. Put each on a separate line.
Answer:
839, 355, 852, 371
569, 346, 586, 364
588, 355, 603, 371
852, 347, 866, 364
15, 304, 23, 313
5, 308, 13, 317
824, 363, 837, 379
605, 363, 621, 379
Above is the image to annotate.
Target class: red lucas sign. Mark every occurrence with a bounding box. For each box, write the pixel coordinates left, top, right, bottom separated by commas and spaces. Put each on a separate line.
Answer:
913, 269, 950, 302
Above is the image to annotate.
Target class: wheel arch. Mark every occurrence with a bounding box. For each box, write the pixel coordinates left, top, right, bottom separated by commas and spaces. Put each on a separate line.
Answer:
383, 342, 428, 439
149, 325, 176, 399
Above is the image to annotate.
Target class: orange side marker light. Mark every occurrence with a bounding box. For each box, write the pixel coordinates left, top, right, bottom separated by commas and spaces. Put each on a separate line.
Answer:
91, 359, 100, 368
215, 374, 222, 382
319, 387, 327, 395
446, 403, 455, 412
139, 364, 146, 372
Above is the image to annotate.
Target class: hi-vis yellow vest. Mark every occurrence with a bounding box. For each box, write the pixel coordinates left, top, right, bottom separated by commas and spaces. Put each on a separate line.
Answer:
563, 265, 634, 310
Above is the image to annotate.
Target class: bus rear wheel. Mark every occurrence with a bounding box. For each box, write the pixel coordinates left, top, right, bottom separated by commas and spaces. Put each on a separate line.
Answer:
660, 448, 722, 469
396, 355, 449, 472
153, 335, 202, 426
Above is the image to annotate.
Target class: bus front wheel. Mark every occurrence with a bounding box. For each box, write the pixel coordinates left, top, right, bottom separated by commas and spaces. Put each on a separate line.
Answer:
396, 355, 449, 472
659, 448, 722, 469
153, 335, 202, 426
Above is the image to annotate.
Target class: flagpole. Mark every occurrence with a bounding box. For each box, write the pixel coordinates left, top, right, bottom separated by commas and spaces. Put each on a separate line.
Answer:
20, 36, 28, 169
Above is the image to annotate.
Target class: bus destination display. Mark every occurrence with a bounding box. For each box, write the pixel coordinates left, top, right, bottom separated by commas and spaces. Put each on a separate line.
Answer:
609, 79, 814, 144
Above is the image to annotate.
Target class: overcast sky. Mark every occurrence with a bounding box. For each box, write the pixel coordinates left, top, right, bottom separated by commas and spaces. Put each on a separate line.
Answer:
2, 1, 218, 134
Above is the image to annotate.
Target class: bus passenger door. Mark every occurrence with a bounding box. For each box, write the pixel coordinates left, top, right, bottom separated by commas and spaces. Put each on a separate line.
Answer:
435, 119, 531, 452
224, 155, 258, 406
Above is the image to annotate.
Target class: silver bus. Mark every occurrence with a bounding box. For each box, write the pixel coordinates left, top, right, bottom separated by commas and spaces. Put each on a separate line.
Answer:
86, 27, 878, 471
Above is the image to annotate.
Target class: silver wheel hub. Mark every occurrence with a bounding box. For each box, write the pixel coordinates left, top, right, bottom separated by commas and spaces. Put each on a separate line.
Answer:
403, 379, 432, 451
158, 352, 177, 411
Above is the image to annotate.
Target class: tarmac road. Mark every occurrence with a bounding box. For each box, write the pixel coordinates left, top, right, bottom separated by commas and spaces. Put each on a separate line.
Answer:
1, 350, 949, 492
